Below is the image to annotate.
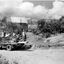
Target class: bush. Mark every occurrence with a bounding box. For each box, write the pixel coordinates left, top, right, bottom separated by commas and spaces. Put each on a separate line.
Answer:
37, 18, 64, 38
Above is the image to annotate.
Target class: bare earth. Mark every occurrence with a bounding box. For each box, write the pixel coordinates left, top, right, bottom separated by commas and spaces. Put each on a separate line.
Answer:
0, 49, 64, 64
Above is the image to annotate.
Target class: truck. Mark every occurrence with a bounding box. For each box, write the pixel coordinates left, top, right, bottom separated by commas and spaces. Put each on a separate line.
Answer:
0, 32, 32, 51
0, 17, 32, 51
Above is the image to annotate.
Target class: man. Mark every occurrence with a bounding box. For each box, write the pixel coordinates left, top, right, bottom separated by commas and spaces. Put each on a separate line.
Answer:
22, 29, 27, 41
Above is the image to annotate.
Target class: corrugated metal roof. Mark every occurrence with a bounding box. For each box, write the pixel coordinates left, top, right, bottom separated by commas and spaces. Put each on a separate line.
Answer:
10, 17, 28, 23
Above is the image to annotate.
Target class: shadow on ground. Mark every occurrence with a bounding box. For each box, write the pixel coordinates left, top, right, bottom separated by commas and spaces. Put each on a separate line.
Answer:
0, 45, 33, 51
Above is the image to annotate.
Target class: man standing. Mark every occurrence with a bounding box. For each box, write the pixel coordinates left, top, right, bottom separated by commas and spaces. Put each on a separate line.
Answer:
22, 29, 26, 41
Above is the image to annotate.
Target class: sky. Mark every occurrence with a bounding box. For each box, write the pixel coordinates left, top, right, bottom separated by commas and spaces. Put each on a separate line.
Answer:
24, 0, 64, 9
0, 0, 64, 20
24, 0, 54, 9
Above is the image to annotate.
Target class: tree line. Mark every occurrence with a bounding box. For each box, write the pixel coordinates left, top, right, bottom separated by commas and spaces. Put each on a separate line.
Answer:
37, 16, 64, 38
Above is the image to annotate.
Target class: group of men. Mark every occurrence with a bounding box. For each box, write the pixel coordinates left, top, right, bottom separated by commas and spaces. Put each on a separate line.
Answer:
15, 29, 27, 42
0, 29, 27, 42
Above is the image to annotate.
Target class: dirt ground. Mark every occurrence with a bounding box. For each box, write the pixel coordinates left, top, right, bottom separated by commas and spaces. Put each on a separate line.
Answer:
0, 48, 64, 64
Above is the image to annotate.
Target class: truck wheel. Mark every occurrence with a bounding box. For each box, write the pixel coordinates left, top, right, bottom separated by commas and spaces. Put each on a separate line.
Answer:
6, 45, 12, 51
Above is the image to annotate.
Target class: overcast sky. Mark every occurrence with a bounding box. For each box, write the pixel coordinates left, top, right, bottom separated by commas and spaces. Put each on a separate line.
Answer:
24, 0, 64, 9
24, 0, 54, 9
0, 0, 64, 20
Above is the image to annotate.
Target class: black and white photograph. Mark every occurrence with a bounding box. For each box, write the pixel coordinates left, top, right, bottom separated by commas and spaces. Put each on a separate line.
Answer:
0, 0, 64, 64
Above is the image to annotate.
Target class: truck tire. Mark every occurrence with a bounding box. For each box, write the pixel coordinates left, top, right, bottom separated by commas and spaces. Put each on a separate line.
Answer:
6, 45, 12, 51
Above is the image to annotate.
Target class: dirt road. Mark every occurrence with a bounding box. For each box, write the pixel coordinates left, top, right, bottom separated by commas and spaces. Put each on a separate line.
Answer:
0, 49, 64, 64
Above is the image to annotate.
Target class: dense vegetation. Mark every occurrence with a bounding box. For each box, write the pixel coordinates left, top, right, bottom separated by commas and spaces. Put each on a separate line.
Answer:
1, 16, 64, 38
37, 16, 64, 38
